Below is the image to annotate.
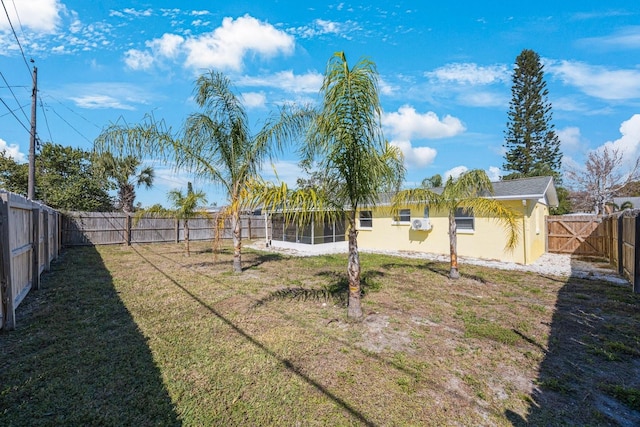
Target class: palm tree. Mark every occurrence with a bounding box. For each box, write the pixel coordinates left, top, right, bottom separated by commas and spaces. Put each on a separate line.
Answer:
255, 52, 405, 319
393, 170, 519, 279
136, 183, 208, 256
95, 152, 154, 213
94, 71, 310, 272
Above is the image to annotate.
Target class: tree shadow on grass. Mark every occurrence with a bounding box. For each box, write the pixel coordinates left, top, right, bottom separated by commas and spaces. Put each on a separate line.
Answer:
0, 246, 179, 426
505, 266, 640, 426
381, 260, 489, 284
253, 270, 385, 308
130, 246, 377, 426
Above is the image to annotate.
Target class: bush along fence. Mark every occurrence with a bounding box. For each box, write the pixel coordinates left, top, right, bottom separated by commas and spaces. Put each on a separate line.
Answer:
61, 211, 267, 246
547, 211, 640, 293
0, 191, 61, 330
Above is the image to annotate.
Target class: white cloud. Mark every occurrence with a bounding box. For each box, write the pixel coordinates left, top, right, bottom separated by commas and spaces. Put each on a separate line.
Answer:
146, 33, 185, 58
601, 114, 640, 169
65, 83, 153, 110
579, 26, 640, 50
183, 15, 295, 70
426, 63, 510, 85
547, 60, 640, 100
0, 138, 26, 162
557, 126, 582, 151
237, 70, 323, 94
383, 105, 466, 140
444, 166, 468, 180
70, 95, 136, 110
486, 166, 502, 181
291, 19, 356, 39
124, 49, 154, 70
0, 0, 61, 33
241, 92, 267, 109
457, 91, 507, 107
391, 140, 437, 168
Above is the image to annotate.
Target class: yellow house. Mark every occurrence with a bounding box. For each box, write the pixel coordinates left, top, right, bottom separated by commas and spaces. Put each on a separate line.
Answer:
265, 176, 558, 265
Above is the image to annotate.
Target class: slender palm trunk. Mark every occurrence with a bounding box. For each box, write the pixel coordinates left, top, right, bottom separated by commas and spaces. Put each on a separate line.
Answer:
347, 211, 362, 319
184, 220, 190, 257
448, 212, 460, 279
232, 209, 242, 273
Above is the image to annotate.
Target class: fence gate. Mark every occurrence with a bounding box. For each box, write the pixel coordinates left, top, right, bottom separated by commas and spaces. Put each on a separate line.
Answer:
547, 215, 606, 256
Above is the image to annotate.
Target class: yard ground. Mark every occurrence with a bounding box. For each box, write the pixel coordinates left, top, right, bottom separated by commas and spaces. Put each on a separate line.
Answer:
1, 241, 639, 426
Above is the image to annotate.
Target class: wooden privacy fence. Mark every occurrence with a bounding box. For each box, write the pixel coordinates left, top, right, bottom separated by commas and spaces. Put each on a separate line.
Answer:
62, 211, 266, 246
0, 191, 60, 330
547, 215, 607, 256
547, 212, 640, 293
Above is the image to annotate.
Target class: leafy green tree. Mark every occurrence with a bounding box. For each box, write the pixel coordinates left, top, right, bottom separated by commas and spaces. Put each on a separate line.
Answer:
36, 143, 113, 211
95, 152, 154, 213
393, 170, 518, 279
0, 150, 28, 194
94, 71, 310, 273
256, 52, 405, 318
503, 49, 561, 180
421, 174, 442, 188
143, 182, 208, 256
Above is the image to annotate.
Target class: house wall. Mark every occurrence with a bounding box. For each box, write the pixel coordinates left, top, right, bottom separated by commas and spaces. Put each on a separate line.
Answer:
356, 200, 549, 265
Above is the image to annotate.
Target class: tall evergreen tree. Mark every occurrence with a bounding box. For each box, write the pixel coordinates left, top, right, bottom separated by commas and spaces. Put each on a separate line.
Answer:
503, 49, 562, 180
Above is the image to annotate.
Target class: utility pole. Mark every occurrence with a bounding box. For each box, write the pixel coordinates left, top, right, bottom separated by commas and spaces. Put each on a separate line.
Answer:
27, 66, 37, 200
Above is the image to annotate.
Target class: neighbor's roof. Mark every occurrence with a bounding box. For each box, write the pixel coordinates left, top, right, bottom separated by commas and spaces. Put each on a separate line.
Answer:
378, 175, 558, 207
487, 176, 559, 207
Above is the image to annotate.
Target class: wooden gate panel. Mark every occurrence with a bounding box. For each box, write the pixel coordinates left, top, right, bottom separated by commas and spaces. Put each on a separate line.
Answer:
547, 215, 605, 256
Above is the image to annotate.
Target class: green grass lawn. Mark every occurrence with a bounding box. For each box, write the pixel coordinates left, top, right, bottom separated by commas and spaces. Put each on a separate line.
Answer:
1, 241, 639, 426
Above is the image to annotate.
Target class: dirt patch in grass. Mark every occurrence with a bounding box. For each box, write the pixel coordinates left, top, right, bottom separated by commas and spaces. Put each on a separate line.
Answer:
1, 241, 639, 426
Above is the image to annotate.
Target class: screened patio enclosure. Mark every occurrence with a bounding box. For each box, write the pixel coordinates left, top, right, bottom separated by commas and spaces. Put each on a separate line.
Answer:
267, 213, 347, 250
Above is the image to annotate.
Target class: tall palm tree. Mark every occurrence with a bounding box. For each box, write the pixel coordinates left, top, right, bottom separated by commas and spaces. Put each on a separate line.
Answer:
256, 52, 405, 319
393, 170, 519, 279
95, 152, 154, 213
136, 183, 208, 256
94, 71, 310, 272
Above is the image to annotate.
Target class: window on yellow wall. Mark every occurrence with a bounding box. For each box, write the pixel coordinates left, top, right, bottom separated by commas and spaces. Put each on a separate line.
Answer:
535, 206, 540, 234
393, 208, 411, 223
454, 207, 474, 231
423, 207, 430, 218
359, 210, 372, 228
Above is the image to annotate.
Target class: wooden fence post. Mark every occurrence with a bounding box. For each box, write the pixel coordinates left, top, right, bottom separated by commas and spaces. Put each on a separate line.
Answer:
125, 214, 132, 246
617, 215, 624, 276
31, 207, 40, 291
0, 197, 15, 330
634, 215, 640, 294
43, 210, 50, 271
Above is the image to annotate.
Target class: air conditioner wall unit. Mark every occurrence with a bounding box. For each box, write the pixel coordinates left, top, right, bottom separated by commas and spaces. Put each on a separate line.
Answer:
411, 218, 432, 231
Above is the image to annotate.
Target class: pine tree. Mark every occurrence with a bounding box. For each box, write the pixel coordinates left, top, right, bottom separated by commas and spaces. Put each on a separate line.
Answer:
503, 49, 562, 180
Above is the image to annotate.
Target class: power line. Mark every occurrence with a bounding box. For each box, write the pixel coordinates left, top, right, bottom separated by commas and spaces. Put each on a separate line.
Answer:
0, 101, 28, 119
47, 106, 93, 144
38, 98, 53, 143
0, 96, 29, 132
40, 92, 102, 130
0, 71, 30, 122
0, 0, 31, 75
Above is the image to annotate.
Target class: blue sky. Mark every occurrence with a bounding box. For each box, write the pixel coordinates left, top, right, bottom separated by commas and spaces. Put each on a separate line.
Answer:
1, 0, 639, 207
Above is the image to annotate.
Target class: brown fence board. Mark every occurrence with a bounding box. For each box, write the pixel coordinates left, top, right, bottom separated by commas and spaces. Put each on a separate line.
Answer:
547, 215, 605, 255
0, 191, 60, 330
62, 212, 267, 246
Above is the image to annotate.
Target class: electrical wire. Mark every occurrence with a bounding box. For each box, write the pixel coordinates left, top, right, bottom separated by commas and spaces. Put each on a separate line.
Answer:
0, 0, 32, 75
39, 98, 53, 143
0, 96, 29, 132
0, 71, 29, 122
47, 106, 93, 144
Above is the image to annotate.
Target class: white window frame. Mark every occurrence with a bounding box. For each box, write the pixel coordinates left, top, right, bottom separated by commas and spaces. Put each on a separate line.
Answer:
454, 207, 474, 233
359, 210, 373, 229
393, 208, 411, 225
